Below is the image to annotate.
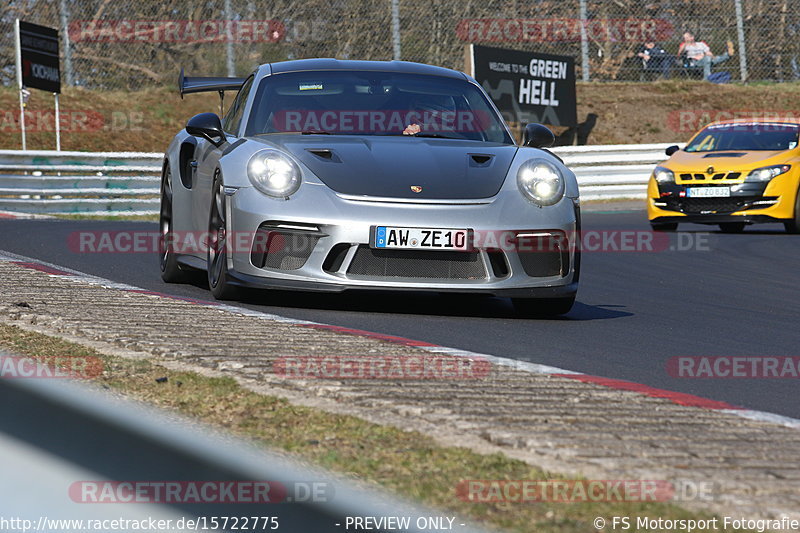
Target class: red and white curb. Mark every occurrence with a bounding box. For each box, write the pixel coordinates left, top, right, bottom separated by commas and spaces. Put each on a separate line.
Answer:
1, 249, 799, 431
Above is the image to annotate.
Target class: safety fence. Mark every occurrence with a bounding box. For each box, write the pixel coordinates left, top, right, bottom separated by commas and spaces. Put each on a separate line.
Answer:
1, 0, 797, 89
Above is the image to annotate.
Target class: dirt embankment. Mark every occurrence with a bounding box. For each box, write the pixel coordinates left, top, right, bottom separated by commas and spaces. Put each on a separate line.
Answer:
575, 81, 800, 145
2, 81, 799, 152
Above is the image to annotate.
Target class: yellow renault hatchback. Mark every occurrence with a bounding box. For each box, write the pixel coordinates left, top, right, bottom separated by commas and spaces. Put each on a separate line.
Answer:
647, 119, 800, 233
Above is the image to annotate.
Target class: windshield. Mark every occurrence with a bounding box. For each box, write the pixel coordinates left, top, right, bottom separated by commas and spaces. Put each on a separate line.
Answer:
245, 70, 514, 144
685, 123, 800, 152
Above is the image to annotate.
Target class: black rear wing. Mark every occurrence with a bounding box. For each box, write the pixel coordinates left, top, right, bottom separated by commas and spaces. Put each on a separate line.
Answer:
178, 68, 246, 115
178, 68, 245, 98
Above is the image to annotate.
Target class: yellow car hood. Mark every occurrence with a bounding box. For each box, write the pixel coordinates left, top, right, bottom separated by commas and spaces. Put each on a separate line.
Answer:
664, 150, 788, 183
666, 150, 787, 171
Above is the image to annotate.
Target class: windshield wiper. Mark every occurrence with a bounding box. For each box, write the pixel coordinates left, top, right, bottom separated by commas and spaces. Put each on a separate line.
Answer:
301, 130, 331, 135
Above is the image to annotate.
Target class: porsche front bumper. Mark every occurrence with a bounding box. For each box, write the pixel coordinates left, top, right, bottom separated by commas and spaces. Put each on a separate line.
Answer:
219, 185, 579, 297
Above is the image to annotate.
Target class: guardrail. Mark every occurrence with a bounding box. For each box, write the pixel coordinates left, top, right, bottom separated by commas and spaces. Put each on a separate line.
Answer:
0, 150, 163, 216
0, 362, 488, 532
552, 143, 681, 201
0, 144, 680, 215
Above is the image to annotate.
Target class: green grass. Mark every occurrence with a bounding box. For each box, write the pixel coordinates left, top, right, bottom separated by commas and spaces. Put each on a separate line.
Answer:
52, 214, 159, 221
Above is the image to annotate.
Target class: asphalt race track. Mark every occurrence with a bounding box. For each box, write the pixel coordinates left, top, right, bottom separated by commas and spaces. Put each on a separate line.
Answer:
2, 209, 798, 418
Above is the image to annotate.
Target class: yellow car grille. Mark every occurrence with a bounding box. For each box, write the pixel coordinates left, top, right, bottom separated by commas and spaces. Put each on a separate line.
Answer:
678, 172, 742, 181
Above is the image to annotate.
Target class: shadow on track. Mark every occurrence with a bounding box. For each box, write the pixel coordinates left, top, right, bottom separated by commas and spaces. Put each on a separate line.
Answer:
183, 276, 633, 321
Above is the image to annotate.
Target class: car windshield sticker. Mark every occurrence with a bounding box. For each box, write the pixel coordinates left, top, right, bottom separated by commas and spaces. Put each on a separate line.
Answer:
790, 141, 798, 149
299, 83, 323, 91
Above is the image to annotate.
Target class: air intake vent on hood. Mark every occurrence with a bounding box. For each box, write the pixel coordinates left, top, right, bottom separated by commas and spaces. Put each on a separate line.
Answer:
702, 152, 747, 158
469, 154, 493, 167
306, 148, 335, 160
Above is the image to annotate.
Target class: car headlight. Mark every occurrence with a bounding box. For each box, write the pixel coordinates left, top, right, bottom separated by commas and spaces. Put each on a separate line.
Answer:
517, 159, 565, 206
745, 164, 791, 182
653, 166, 674, 183
247, 150, 302, 197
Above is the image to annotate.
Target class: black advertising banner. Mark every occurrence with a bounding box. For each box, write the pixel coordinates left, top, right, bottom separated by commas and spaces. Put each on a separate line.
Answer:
470, 44, 576, 127
19, 21, 61, 93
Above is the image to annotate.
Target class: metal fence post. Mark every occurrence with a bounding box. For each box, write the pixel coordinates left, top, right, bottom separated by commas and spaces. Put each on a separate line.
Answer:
579, 0, 590, 81
224, 0, 235, 76
391, 0, 401, 61
734, 0, 749, 81
13, 19, 26, 151
59, 0, 74, 87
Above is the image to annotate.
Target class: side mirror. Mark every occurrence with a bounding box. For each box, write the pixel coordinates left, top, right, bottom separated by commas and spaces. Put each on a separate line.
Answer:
665, 145, 680, 156
186, 112, 225, 146
523, 123, 555, 149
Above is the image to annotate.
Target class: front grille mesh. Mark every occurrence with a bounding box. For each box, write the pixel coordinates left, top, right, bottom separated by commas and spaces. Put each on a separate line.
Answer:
678, 172, 742, 181
518, 252, 563, 277
347, 246, 486, 279
251, 230, 319, 271
662, 197, 762, 214
515, 234, 568, 277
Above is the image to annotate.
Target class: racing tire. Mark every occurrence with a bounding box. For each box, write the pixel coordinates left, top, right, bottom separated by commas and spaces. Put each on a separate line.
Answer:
159, 164, 192, 283
650, 223, 678, 232
207, 172, 239, 300
512, 295, 576, 318
719, 222, 746, 233
784, 189, 800, 234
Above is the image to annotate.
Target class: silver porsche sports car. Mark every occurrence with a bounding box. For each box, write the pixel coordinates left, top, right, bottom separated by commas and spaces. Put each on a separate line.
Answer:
160, 59, 580, 316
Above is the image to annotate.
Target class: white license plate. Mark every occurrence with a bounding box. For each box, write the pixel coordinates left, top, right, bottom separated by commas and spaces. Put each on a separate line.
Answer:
687, 187, 730, 198
373, 226, 469, 250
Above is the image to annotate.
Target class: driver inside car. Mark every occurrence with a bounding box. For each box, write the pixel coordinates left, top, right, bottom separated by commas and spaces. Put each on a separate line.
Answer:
402, 94, 457, 135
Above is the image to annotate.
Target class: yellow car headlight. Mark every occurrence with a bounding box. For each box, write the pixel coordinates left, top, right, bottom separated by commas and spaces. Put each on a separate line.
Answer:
745, 164, 791, 182
654, 166, 674, 184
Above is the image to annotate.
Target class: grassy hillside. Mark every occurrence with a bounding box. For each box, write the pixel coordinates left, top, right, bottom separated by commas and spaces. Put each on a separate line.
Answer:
2, 81, 799, 152
0, 87, 217, 153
